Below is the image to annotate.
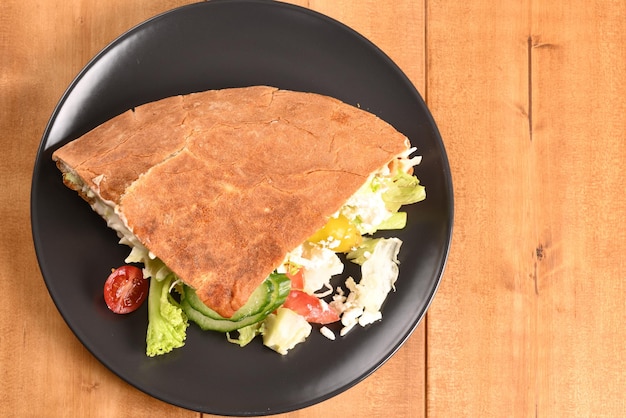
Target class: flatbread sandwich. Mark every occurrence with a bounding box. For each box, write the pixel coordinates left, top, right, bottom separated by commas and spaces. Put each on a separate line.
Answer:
52, 86, 425, 355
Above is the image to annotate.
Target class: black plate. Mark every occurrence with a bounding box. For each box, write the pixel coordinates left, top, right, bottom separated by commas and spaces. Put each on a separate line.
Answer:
31, 1, 453, 415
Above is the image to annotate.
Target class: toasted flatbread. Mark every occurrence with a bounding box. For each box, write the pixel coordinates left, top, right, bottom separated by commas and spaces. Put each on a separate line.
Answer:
53, 86, 410, 317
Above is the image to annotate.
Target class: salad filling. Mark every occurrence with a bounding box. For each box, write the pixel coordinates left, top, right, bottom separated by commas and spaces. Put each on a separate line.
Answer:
63, 146, 425, 356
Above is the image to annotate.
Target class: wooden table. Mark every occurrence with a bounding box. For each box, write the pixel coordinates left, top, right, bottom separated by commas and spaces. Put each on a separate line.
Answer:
2, 0, 624, 416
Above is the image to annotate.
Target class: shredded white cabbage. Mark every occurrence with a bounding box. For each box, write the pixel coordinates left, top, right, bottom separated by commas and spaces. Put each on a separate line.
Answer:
263, 308, 312, 355
341, 176, 392, 235
331, 238, 403, 336
281, 242, 344, 294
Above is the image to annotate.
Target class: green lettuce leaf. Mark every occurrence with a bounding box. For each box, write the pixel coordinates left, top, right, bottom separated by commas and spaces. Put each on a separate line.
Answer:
346, 237, 382, 265
146, 274, 188, 357
375, 211, 407, 230
226, 323, 263, 347
381, 171, 426, 212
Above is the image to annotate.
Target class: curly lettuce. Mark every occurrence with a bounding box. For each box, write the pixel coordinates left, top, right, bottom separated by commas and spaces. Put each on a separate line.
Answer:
146, 274, 188, 357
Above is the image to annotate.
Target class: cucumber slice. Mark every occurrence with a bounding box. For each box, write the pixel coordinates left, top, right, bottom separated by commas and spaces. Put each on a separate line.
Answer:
184, 275, 274, 321
181, 273, 291, 332
182, 299, 268, 332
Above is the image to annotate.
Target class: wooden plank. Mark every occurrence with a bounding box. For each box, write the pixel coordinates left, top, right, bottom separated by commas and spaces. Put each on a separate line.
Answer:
425, 0, 537, 416
426, 0, 626, 416
531, 0, 626, 415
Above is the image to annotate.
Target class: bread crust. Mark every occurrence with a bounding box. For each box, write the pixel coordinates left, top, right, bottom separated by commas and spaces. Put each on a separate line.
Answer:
53, 86, 409, 317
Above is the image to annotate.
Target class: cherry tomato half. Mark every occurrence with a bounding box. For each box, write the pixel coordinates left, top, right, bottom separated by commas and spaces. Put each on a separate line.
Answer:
103, 265, 148, 314
282, 290, 340, 324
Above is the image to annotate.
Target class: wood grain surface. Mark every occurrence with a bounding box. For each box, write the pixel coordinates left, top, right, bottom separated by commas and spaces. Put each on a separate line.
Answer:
1, 0, 623, 417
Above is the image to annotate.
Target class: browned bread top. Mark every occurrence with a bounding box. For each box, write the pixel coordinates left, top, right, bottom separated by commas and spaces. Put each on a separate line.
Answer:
53, 86, 409, 317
